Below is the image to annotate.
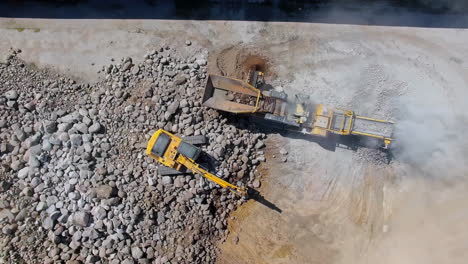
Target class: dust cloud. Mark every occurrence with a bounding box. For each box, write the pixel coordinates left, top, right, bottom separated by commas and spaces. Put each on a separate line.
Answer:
393, 94, 468, 178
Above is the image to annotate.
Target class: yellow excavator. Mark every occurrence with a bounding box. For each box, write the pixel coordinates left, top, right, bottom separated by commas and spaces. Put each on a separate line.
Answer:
202, 72, 394, 148
146, 129, 248, 197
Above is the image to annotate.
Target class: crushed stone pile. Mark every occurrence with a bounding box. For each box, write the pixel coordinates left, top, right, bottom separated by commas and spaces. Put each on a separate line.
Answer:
0, 47, 266, 264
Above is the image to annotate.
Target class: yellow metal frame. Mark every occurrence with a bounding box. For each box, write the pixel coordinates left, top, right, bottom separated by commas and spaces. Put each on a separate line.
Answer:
309, 105, 394, 148
355, 115, 395, 124
326, 109, 354, 135
146, 129, 247, 197
352, 116, 394, 148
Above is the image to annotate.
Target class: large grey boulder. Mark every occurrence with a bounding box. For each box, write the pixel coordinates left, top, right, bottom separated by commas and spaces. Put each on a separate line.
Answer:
72, 211, 91, 227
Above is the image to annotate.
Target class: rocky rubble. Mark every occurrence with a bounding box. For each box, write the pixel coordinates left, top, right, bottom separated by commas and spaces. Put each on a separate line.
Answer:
0, 47, 266, 263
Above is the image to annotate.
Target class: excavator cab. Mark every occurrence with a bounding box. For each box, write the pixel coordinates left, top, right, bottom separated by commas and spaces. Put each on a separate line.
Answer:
147, 129, 202, 173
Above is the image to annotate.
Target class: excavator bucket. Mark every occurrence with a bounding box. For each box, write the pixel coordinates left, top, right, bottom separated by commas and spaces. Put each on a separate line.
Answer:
202, 74, 261, 114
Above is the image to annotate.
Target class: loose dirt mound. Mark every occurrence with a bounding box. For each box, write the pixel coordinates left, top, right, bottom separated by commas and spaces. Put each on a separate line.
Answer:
208, 45, 272, 81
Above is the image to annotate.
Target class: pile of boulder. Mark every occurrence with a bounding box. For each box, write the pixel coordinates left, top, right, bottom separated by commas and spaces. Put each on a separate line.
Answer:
0, 47, 266, 263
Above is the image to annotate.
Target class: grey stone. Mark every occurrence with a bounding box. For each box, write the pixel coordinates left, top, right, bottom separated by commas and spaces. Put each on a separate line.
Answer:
255, 140, 265, 149
174, 75, 186, 85
2, 224, 17, 235
125, 105, 133, 113
185, 127, 194, 136
95, 185, 117, 199
122, 61, 132, 71
215, 221, 224, 229
174, 177, 184, 188
93, 206, 107, 220
131, 246, 144, 259
60, 112, 80, 123
162, 176, 173, 185
215, 135, 224, 144
42, 140, 53, 151
74, 123, 88, 134
279, 148, 288, 155
180, 99, 188, 108
59, 132, 70, 142
89, 122, 102, 134
253, 179, 261, 188
36, 201, 47, 211
44, 121, 58, 134
122, 259, 134, 264
46, 196, 58, 206
29, 145, 42, 156
42, 217, 55, 230
6, 101, 16, 108
131, 65, 140, 75
148, 177, 156, 186
72, 212, 91, 227
69, 178, 78, 185
15, 209, 27, 221
50, 211, 61, 221
29, 133, 42, 147
31, 177, 41, 188
69, 240, 81, 250
147, 247, 155, 259
101, 142, 111, 151
72, 230, 82, 241
4, 90, 19, 100
165, 71, 177, 77
70, 134, 82, 146
164, 111, 172, 121
58, 123, 73, 132
10, 160, 24, 171
29, 155, 41, 168
196, 59, 207, 66
14, 129, 26, 142
19, 187, 32, 198
167, 101, 180, 115
18, 167, 30, 179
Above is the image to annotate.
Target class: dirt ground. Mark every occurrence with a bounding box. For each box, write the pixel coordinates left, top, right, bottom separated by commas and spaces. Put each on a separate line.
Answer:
1, 18, 468, 264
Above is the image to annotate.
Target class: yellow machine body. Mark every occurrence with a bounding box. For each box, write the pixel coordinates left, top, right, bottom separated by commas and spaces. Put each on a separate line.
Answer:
146, 129, 247, 197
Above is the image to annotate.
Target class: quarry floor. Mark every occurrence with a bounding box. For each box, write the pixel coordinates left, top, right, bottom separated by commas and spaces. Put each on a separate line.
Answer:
1, 18, 468, 264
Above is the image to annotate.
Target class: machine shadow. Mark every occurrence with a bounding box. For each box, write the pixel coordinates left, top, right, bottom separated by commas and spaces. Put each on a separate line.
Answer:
248, 188, 282, 214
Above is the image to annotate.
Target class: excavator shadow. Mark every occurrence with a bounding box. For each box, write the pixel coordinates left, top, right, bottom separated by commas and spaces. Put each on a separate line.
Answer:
197, 151, 220, 172
248, 188, 282, 213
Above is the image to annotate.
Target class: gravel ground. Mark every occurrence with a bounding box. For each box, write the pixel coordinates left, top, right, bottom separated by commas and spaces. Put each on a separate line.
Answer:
0, 47, 267, 263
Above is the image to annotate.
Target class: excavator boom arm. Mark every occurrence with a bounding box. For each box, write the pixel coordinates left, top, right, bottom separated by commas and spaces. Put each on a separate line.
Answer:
177, 155, 247, 197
